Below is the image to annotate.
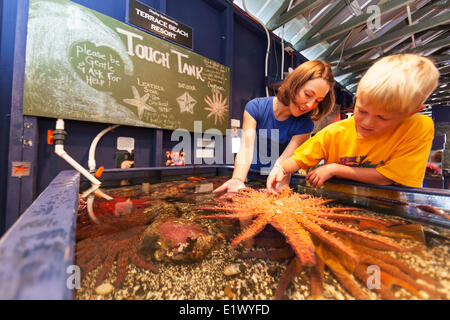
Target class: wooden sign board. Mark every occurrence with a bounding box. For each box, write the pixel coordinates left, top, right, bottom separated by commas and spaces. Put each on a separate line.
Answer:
23, 0, 230, 133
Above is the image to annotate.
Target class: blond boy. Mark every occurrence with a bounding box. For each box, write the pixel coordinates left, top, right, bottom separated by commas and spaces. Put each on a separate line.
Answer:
267, 54, 440, 192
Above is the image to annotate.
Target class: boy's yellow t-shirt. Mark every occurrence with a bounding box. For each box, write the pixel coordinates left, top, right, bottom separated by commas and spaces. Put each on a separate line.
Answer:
291, 114, 434, 187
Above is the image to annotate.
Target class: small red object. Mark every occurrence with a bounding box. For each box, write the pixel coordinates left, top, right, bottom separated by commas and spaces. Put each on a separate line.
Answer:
95, 166, 104, 178
47, 130, 54, 145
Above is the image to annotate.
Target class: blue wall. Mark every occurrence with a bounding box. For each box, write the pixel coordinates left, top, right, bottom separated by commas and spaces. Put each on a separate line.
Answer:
0, 0, 354, 236
432, 105, 450, 123
0, 0, 18, 236
431, 105, 450, 150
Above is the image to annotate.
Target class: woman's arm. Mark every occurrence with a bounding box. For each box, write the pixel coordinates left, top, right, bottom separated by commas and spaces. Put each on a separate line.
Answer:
231, 111, 257, 181
306, 163, 393, 188
213, 111, 257, 194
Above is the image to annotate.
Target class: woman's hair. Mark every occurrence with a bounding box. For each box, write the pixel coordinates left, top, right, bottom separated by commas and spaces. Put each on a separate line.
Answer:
356, 54, 439, 113
276, 60, 335, 121
431, 150, 442, 163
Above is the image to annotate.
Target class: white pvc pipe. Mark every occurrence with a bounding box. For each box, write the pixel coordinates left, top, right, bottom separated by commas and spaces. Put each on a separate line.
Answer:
56, 118, 65, 130
55, 119, 109, 200
88, 124, 120, 172
95, 189, 113, 201
55, 144, 102, 186
81, 183, 99, 199
55, 119, 112, 224
87, 194, 100, 224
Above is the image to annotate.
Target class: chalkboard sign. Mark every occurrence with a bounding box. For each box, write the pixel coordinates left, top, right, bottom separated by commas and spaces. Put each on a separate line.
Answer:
23, 0, 230, 133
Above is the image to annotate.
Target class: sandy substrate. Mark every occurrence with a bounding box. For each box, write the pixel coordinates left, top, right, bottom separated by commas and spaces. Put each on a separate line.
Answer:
74, 198, 450, 300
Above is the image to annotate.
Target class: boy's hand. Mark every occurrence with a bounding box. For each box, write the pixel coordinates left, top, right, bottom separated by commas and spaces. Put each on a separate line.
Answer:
267, 166, 287, 194
306, 163, 337, 188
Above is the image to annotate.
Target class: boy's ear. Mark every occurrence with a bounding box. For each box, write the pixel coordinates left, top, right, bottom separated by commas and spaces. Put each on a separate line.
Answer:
411, 105, 425, 115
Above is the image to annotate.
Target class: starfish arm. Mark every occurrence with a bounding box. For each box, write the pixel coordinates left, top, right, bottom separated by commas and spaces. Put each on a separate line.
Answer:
95, 247, 119, 286
137, 105, 144, 119
76, 239, 107, 265
131, 86, 139, 98
195, 212, 257, 220
379, 271, 424, 299
79, 251, 107, 277
329, 262, 371, 300
271, 214, 316, 266
131, 251, 159, 273
308, 215, 407, 252
114, 247, 131, 288
274, 257, 302, 300
231, 214, 272, 247
353, 264, 397, 300
352, 243, 441, 288
76, 237, 102, 256
123, 98, 138, 105
328, 207, 369, 213
296, 214, 359, 263
310, 255, 325, 299
141, 93, 150, 102
344, 234, 406, 252
76, 246, 100, 266
196, 206, 251, 213
315, 199, 335, 205
204, 96, 213, 106
311, 212, 396, 226
360, 251, 446, 298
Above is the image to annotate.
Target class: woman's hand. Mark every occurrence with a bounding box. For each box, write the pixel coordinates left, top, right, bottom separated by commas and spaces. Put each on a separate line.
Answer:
213, 178, 246, 197
306, 163, 337, 188
266, 166, 287, 194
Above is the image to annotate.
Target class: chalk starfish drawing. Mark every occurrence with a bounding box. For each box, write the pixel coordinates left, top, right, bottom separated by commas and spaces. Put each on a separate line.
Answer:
204, 92, 228, 125
176, 92, 196, 114
123, 86, 156, 119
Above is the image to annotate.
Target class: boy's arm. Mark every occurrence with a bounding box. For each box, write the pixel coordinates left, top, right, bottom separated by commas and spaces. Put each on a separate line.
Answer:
266, 134, 312, 193
266, 158, 301, 193
306, 164, 393, 188
306, 116, 434, 188
267, 131, 328, 193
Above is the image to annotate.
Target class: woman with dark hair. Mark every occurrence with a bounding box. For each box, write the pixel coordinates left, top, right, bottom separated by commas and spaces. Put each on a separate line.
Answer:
214, 60, 336, 195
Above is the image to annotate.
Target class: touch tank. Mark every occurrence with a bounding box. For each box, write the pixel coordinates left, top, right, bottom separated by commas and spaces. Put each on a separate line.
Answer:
73, 166, 450, 300
0, 166, 449, 300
